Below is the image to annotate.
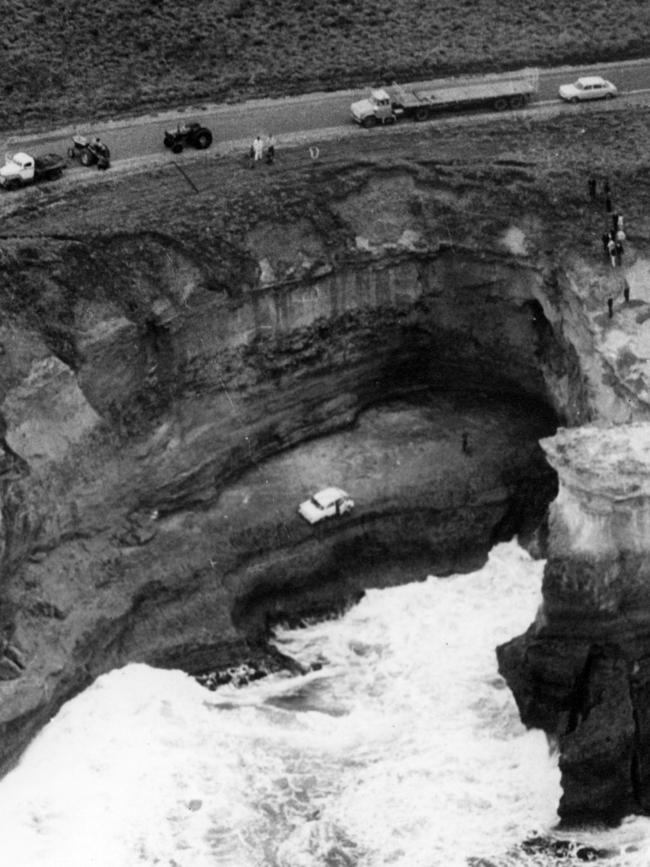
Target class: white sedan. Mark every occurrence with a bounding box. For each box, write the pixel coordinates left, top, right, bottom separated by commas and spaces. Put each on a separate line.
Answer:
298, 487, 354, 524
558, 76, 617, 103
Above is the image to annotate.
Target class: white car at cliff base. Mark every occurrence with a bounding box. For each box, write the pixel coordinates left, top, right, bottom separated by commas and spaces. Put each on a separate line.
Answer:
298, 487, 354, 524
558, 76, 617, 102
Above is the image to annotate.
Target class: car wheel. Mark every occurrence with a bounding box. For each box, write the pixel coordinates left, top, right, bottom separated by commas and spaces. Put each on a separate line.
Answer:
172, 143, 183, 154
570, 96, 580, 104
606, 93, 615, 99
415, 107, 429, 121
493, 97, 508, 111
361, 116, 377, 129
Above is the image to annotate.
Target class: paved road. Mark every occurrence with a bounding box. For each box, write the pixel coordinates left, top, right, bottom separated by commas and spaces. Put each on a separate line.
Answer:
9, 58, 650, 164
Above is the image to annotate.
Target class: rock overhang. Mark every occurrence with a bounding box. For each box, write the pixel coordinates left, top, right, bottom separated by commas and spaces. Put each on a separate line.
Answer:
542, 423, 650, 502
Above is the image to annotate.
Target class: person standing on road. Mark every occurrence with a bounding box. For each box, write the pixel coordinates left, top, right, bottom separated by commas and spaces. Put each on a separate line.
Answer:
588, 177, 597, 199
266, 134, 276, 165
253, 135, 264, 163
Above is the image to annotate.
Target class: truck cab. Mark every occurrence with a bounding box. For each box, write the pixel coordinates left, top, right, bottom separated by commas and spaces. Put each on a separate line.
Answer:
0, 153, 36, 187
350, 88, 396, 127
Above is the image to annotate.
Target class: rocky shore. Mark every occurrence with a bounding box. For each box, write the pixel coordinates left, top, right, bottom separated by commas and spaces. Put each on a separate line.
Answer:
1, 103, 650, 817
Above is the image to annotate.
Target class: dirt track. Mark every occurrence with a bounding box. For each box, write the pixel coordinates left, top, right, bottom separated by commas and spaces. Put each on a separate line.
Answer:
3, 93, 650, 244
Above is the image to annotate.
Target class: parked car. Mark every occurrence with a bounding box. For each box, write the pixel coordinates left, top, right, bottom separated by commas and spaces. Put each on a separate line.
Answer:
558, 76, 617, 103
298, 487, 354, 524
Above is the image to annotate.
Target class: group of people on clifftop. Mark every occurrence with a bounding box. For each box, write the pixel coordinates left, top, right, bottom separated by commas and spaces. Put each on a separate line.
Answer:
591, 177, 625, 267
589, 175, 631, 318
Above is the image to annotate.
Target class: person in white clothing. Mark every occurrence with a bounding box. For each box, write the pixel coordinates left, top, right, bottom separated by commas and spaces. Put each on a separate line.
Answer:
253, 135, 264, 161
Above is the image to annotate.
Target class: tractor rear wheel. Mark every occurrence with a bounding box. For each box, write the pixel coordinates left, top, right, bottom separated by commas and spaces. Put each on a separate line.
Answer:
163, 134, 175, 149
172, 143, 183, 154
194, 129, 213, 149
80, 150, 95, 167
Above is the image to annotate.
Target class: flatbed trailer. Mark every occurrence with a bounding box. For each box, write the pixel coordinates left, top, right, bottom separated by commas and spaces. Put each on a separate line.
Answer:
351, 68, 539, 127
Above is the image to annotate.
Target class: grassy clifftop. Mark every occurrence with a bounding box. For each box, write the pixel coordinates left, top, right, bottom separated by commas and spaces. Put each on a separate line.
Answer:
4, 0, 650, 130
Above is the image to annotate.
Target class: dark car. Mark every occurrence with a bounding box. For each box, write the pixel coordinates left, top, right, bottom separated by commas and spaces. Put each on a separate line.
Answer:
163, 122, 213, 154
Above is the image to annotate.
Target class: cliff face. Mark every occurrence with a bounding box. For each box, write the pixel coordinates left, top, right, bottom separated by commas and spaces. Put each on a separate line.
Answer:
1, 114, 650, 789
499, 425, 650, 823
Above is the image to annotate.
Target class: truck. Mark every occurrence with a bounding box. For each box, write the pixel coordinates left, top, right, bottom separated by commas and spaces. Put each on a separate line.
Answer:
350, 68, 539, 127
0, 151, 66, 190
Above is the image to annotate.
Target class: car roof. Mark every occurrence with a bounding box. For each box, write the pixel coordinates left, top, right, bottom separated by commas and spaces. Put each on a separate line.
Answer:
577, 76, 608, 86
314, 486, 349, 503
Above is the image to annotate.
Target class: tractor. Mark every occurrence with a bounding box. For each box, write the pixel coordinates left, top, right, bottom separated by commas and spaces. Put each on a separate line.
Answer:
68, 135, 110, 170
163, 122, 213, 154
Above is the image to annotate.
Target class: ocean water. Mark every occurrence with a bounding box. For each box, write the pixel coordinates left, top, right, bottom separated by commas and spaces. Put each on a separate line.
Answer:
0, 541, 649, 867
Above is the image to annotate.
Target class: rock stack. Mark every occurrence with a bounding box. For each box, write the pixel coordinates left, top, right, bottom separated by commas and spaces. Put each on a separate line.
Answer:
498, 423, 650, 824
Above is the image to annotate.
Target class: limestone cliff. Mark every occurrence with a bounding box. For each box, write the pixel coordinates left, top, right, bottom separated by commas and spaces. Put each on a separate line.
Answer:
499, 424, 650, 823
0, 109, 650, 792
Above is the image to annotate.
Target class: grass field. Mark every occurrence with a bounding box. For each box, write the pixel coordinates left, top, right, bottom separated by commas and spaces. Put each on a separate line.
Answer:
3, 0, 650, 130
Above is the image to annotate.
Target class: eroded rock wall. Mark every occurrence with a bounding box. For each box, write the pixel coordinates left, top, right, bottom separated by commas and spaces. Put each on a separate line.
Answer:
499, 425, 650, 823
0, 151, 642, 781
